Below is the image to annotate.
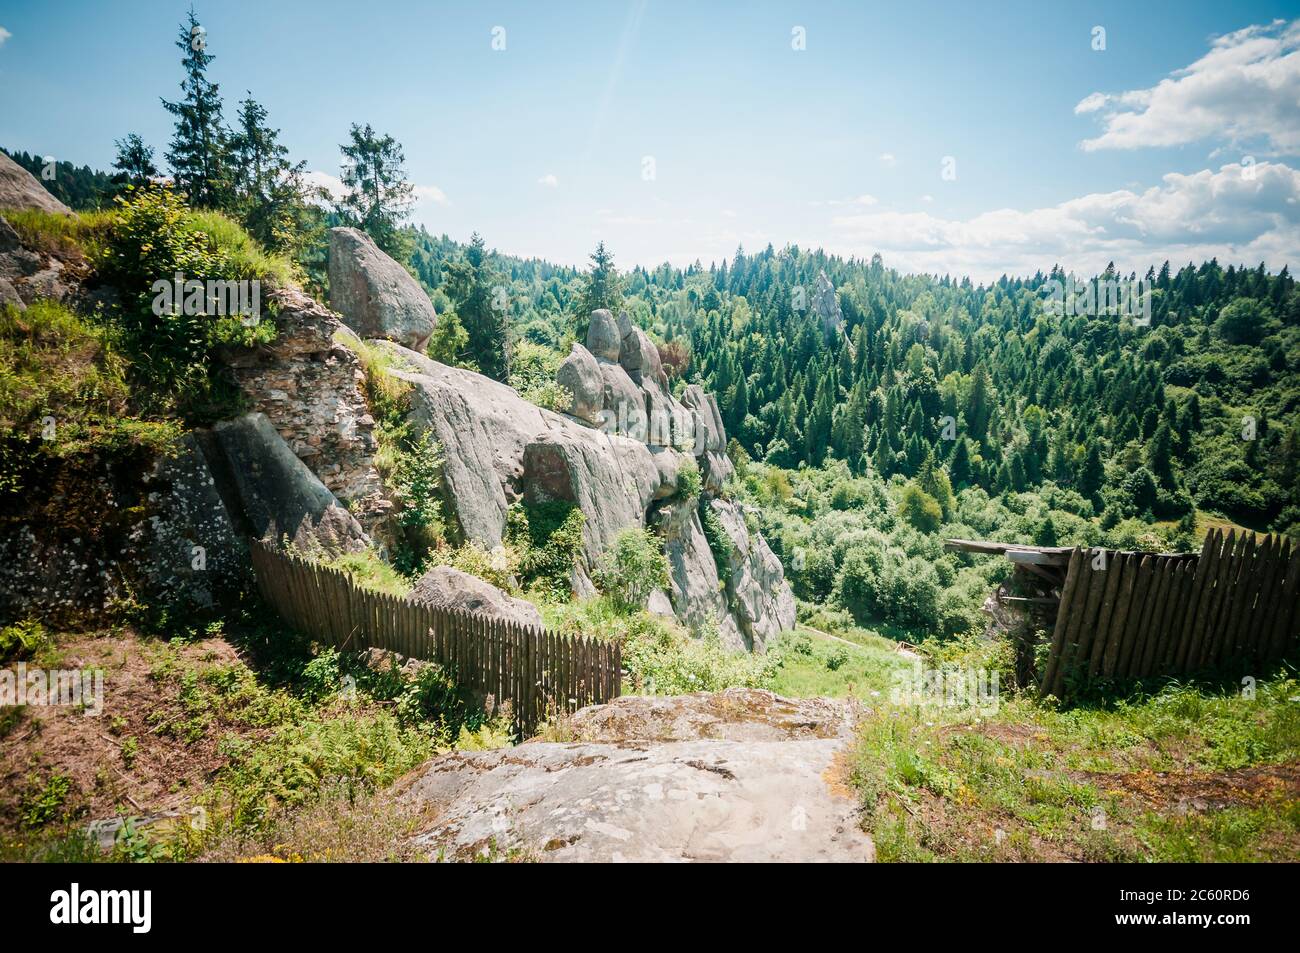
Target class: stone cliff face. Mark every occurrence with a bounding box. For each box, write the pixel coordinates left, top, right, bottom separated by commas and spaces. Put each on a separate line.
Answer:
1, 209, 795, 650
222, 287, 389, 533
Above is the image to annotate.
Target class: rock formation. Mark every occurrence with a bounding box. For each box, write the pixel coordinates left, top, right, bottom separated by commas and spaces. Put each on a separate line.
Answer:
811, 270, 842, 334
409, 565, 544, 628
0, 214, 79, 311
708, 499, 798, 650
0, 151, 73, 216
208, 412, 370, 556
222, 286, 388, 532
327, 227, 437, 351
396, 689, 873, 862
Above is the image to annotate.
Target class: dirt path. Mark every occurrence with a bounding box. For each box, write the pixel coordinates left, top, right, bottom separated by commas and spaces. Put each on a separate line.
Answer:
395, 689, 875, 862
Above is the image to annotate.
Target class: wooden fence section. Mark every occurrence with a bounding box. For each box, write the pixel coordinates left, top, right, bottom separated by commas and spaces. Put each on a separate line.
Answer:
247, 541, 621, 731
1041, 531, 1300, 698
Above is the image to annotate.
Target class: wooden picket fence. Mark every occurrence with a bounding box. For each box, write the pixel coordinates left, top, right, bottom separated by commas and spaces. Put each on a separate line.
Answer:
247, 540, 621, 731
1041, 530, 1300, 698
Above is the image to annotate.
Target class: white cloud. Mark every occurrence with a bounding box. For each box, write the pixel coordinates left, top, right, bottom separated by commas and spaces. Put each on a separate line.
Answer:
812, 194, 878, 208
413, 184, 449, 205
306, 171, 449, 209
878, 152, 897, 166
537, 173, 559, 188
822, 161, 1300, 281
920, 194, 934, 203
1078, 19, 1300, 153
1073, 92, 1108, 114
0, 27, 11, 47
303, 170, 344, 205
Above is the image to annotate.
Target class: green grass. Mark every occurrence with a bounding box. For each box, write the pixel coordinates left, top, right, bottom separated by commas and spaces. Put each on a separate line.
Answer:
850, 670, 1300, 862
0, 206, 114, 260
769, 626, 914, 700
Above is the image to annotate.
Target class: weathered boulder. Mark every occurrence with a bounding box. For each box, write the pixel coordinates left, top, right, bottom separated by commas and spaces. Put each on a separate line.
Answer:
0, 151, 73, 215
811, 270, 843, 334
708, 500, 796, 651
396, 689, 872, 863
656, 500, 743, 649
373, 342, 658, 567
409, 565, 544, 628
619, 323, 666, 388
211, 412, 369, 555
585, 308, 622, 361
555, 342, 604, 424
597, 360, 646, 439
681, 384, 734, 491
223, 288, 388, 531
328, 227, 436, 351
522, 429, 660, 565
647, 445, 685, 500
374, 342, 557, 549
0, 215, 77, 307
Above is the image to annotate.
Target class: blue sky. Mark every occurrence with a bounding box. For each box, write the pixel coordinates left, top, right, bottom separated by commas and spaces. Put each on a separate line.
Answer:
2, 0, 1298, 279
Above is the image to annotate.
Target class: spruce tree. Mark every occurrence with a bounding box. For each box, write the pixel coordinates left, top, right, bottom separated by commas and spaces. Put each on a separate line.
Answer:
337, 123, 415, 260
161, 9, 229, 208
444, 232, 509, 381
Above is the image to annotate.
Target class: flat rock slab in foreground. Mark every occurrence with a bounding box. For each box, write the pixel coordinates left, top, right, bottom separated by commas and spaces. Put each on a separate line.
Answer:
396, 689, 874, 862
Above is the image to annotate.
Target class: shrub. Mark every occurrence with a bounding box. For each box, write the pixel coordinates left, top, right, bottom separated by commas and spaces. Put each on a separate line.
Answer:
676, 458, 702, 501
507, 501, 586, 598
900, 483, 943, 533
92, 186, 287, 417
594, 527, 670, 612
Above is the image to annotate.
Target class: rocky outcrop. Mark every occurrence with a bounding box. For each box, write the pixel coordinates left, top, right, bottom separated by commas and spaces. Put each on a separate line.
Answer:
328, 227, 437, 351
811, 270, 842, 334
409, 565, 544, 628
656, 500, 743, 649
585, 308, 622, 361
555, 343, 603, 424
0, 215, 79, 310
680, 384, 734, 491
136, 435, 249, 612
521, 429, 660, 565
708, 500, 797, 652
209, 413, 369, 556
0, 151, 73, 215
543, 311, 794, 647
396, 689, 873, 862
222, 288, 388, 531
372, 341, 658, 567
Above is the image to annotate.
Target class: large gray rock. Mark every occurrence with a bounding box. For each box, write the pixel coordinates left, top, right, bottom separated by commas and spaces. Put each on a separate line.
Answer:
586, 308, 622, 361
811, 270, 843, 334
708, 500, 797, 651
328, 227, 437, 351
211, 412, 369, 555
397, 689, 873, 863
597, 360, 647, 439
556, 343, 603, 424
0, 152, 73, 215
619, 323, 666, 388
373, 342, 658, 567
656, 500, 744, 649
522, 429, 660, 565
409, 565, 543, 629
681, 385, 734, 491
